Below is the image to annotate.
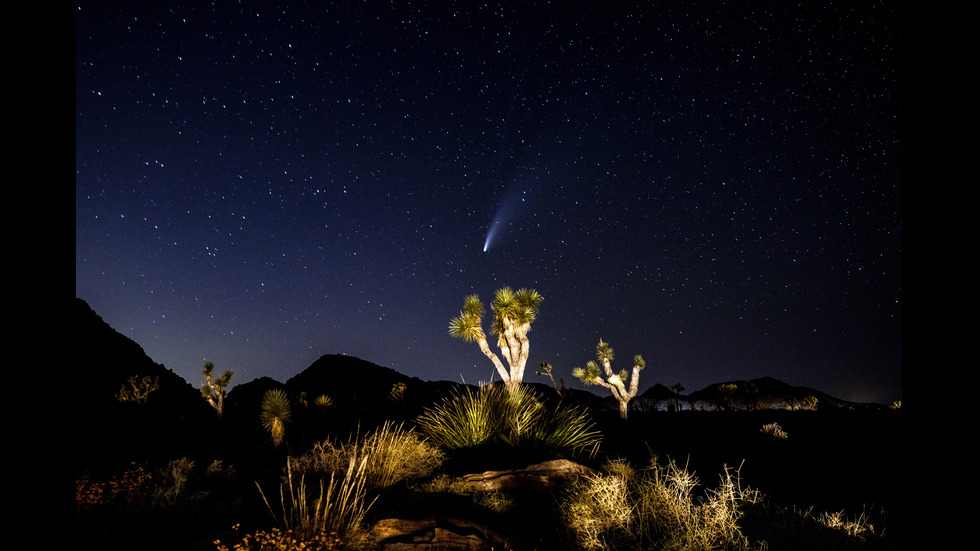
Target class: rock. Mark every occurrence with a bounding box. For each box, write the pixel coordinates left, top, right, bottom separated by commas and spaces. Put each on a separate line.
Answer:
459, 459, 596, 492
369, 517, 518, 551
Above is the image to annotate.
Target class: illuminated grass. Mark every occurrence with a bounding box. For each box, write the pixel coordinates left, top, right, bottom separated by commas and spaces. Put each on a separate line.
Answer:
416, 383, 601, 456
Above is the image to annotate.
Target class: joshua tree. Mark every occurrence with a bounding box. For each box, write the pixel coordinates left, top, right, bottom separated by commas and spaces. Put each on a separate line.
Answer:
389, 382, 408, 404
117, 374, 160, 405
572, 340, 646, 420
718, 383, 738, 411
536, 361, 566, 399
670, 382, 685, 412
448, 287, 543, 393
260, 389, 292, 447
201, 361, 233, 418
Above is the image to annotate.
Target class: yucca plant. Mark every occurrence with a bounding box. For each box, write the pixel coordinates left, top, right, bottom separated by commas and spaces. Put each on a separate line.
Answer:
260, 389, 292, 447
417, 383, 601, 456
416, 385, 505, 449
536, 403, 602, 457
315, 394, 335, 408
291, 421, 444, 490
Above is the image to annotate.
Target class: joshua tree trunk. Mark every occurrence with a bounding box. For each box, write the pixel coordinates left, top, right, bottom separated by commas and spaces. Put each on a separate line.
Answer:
618, 400, 629, 420
476, 335, 512, 385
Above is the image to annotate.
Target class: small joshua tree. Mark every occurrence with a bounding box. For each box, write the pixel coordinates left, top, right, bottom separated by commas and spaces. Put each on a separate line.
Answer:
201, 361, 233, 418
260, 389, 292, 447
448, 287, 543, 393
117, 374, 160, 405
670, 382, 685, 412
537, 361, 566, 399
389, 382, 408, 404
718, 383, 738, 411
573, 340, 646, 420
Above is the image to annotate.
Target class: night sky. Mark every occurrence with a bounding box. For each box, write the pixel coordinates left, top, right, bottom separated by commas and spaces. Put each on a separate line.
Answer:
75, 1, 902, 405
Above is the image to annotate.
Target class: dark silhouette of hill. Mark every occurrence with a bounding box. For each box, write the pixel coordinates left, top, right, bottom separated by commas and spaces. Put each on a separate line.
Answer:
689, 376, 857, 410
74, 298, 217, 476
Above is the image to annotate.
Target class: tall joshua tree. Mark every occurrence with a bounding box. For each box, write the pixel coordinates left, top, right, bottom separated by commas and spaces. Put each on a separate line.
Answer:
573, 340, 646, 420
449, 287, 543, 393
201, 361, 233, 418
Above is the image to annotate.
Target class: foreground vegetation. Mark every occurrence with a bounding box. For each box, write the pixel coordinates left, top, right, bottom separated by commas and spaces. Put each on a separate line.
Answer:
76, 384, 899, 551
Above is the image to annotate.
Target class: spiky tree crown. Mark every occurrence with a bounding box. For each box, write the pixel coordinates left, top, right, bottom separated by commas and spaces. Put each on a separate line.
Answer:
449, 294, 486, 342
491, 287, 542, 332
596, 340, 614, 362
572, 361, 603, 385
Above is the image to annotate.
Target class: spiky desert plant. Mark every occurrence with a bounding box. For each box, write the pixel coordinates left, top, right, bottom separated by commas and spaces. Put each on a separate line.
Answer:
572, 340, 646, 420
536, 403, 603, 457
416, 385, 504, 449
449, 287, 543, 392
291, 422, 444, 490
315, 394, 335, 409
257, 456, 375, 548
562, 457, 758, 551
417, 383, 601, 455
261, 389, 292, 447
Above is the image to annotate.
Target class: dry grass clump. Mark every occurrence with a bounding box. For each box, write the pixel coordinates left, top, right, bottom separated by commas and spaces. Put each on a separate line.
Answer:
290, 421, 444, 490
255, 456, 375, 549
562, 456, 763, 551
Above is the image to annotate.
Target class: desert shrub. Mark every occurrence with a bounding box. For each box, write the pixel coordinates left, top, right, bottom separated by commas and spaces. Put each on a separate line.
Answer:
154, 457, 196, 504
291, 421, 444, 490
416, 384, 601, 456
562, 456, 762, 551
215, 523, 344, 551
256, 456, 375, 549
760, 422, 788, 440
75, 464, 153, 509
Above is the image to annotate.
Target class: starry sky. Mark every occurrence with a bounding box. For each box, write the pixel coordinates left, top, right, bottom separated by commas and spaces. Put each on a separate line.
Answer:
75, 1, 902, 405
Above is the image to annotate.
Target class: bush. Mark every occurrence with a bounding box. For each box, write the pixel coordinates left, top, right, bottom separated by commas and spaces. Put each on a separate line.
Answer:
561, 456, 763, 551
290, 421, 444, 490
760, 422, 788, 440
416, 383, 601, 456
255, 456, 374, 549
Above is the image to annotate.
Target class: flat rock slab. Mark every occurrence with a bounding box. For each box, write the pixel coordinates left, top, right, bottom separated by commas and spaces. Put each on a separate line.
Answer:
370, 517, 518, 551
459, 458, 596, 492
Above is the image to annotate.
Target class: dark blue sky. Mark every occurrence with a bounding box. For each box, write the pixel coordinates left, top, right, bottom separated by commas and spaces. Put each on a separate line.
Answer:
75, 1, 902, 404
